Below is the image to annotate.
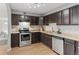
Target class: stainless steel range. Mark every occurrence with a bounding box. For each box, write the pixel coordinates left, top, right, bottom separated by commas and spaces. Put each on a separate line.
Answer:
19, 22, 31, 47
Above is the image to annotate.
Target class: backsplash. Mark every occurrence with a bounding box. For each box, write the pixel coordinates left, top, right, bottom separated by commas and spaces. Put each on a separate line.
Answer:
11, 25, 79, 35
43, 25, 79, 35
11, 25, 19, 32
11, 25, 41, 32
43, 25, 53, 32
58, 25, 79, 35
29, 25, 41, 31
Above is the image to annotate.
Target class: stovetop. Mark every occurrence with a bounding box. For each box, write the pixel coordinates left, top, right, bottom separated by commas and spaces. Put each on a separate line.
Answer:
19, 30, 30, 33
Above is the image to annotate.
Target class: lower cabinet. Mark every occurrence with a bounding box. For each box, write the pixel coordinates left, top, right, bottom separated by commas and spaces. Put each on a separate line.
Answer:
52, 36, 64, 55
40, 33, 52, 49
64, 39, 78, 55
11, 33, 19, 48
31, 32, 40, 43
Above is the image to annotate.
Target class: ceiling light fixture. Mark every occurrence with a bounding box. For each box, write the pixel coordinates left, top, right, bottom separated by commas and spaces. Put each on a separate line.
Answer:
26, 3, 45, 8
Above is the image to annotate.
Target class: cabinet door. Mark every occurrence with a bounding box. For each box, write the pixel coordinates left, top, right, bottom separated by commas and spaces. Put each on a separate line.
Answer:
31, 32, 40, 43
49, 14, 57, 23
11, 33, 19, 48
44, 34, 52, 48
57, 12, 62, 24
35, 17, 39, 25
41, 33, 47, 44
47, 37, 52, 49
40, 33, 47, 44
62, 9, 70, 24
70, 5, 79, 24
64, 42, 75, 55
41, 33, 52, 49
64, 39, 75, 55
43, 16, 49, 25
30, 16, 35, 25
11, 14, 20, 25
30, 16, 39, 25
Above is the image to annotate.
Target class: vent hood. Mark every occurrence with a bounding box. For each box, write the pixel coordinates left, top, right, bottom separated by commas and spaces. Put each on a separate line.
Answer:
20, 12, 29, 22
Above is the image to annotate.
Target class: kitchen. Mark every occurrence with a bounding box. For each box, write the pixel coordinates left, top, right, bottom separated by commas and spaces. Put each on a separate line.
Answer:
0, 3, 79, 55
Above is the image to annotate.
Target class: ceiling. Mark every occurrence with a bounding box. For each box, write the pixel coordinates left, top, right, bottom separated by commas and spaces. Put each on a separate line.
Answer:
10, 3, 78, 16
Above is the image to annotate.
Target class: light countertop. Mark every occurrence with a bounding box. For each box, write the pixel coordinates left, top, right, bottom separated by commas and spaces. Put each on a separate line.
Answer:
31, 30, 79, 42
11, 30, 79, 42
41, 31, 79, 41
11, 32, 19, 34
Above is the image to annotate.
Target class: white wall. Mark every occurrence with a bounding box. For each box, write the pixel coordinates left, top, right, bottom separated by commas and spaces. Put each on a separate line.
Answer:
0, 3, 8, 34
0, 3, 11, 52
6, 4, 11, 52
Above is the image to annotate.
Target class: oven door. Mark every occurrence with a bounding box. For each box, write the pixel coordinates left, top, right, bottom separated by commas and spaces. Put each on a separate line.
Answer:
20, 33, 30, 41
19, 33, 31, 47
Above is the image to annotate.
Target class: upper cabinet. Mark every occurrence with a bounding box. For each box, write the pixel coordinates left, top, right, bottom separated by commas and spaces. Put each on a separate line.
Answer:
43, 11, 62, 25
11, 14, 21, 25
43, 16, 49, 25
12, 5, 79, 25
70, 5, 79, 24
43, 12, 62, 25
56, 12, 62, 24
49, 13, 58, 23
43, 5, 79, 25
11, 14, 39, 25
62, 9, 70, 24
30, 16, 39, 25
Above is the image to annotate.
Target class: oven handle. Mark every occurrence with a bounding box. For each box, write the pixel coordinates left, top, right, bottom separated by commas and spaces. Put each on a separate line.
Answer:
20, 33, 31, 35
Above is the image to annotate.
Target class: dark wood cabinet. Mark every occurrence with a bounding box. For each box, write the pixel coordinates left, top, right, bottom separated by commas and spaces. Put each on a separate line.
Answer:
41, 33, 47, 45
31, 32, 40, 43
64, 39, 78, 55
43, 11, 62, 25
56, 12, 62, 24
40, 33, 52, 49
48, 14, 57, 24
46, 34, 52, 49
62, 9, 70, 24
50, 12, 62, 24
43, 16, 49, 25
30, 16, 39, 25
43, 5, 79, 25
11, 14, 21, 25
11, 33, 19, 48
12, 14, 39, 25
64, 39, 75, 55
70, 5, 79, 24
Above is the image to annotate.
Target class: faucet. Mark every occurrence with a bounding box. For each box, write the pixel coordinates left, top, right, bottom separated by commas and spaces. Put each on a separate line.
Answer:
57, 28, 62, 34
